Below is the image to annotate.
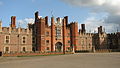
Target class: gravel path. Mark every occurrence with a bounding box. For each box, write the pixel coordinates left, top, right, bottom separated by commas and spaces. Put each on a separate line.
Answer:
0, 53, 120, 68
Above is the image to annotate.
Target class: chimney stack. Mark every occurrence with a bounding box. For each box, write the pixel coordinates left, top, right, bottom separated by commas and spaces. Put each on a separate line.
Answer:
56, 17, 60, 23
45, 16, 48, 27
35, 11, 39, 22
51, 17, 54, 24
11, 16, 16, 28
98, 26, 102, 34
64, 16, 68, 26
81, 24, 86, 33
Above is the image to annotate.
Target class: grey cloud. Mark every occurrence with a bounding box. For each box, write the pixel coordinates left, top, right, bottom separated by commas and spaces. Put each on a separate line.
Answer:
61, 0, 120, 14
61, 0, 120, 32
61, 0, 103, 7
105, 15, 120, 24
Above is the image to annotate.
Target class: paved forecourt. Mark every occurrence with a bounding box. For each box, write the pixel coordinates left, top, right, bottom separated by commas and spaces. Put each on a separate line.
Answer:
0, 53, 120, 68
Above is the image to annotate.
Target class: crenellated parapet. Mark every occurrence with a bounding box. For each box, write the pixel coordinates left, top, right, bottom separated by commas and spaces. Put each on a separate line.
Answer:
79, 33, 92, 37
1, 27, 32, 34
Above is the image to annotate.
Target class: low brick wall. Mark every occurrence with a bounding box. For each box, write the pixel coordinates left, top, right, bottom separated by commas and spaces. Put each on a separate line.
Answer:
2, 52, 73, 57
95, 49, 111, 53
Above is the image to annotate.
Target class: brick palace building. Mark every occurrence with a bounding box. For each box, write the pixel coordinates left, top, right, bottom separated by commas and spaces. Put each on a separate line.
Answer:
0, 11, 120, 54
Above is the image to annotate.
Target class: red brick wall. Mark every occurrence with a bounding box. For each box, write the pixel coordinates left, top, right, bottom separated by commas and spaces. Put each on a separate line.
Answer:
0, 28, 32, 52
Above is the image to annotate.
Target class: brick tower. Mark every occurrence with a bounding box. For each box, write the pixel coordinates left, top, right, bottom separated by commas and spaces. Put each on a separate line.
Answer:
51, 17, 55, 52
62, 18, 67, 53
70, 22, 78, 51
35, 11, 46, 52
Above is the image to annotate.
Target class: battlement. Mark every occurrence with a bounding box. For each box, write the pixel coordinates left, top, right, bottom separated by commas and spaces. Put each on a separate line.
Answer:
70, 22, 78, 24
79, 32, 92, 37
1, 27, 32, 34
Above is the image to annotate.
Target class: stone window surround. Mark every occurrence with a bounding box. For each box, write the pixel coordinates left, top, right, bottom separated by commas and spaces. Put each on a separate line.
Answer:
4, 35, 10, 44
21, 46, 27, 52
4, 46, 10, 53
22, 36, 27, 44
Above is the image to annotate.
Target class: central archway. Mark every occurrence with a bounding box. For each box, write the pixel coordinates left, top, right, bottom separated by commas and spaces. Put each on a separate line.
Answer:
55, 42, 62, 52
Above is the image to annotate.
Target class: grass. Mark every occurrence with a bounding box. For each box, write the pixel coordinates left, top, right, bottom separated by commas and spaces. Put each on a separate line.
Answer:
17, 54, 65, 57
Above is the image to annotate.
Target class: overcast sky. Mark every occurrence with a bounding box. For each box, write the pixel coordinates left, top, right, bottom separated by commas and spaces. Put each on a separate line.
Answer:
0, 0, 120, 33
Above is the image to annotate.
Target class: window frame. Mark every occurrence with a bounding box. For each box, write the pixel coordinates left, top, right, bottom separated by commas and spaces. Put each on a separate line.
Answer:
22, 36, 27, 44
4, 46, 10, 53
4, 35, 10, 44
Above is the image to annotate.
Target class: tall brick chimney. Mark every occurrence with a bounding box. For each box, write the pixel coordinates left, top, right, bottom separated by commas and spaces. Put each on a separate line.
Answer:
35, 11, 39, 22
64, 16, 68, 26
11, 16, 16, 28
98, 26, 102, 34
81, 24, 86, 33
56, 17, 60, 23
45, 16, 48, 27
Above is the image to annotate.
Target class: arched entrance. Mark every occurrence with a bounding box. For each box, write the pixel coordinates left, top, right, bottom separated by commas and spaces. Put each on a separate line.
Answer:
55, 42, 62, 52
